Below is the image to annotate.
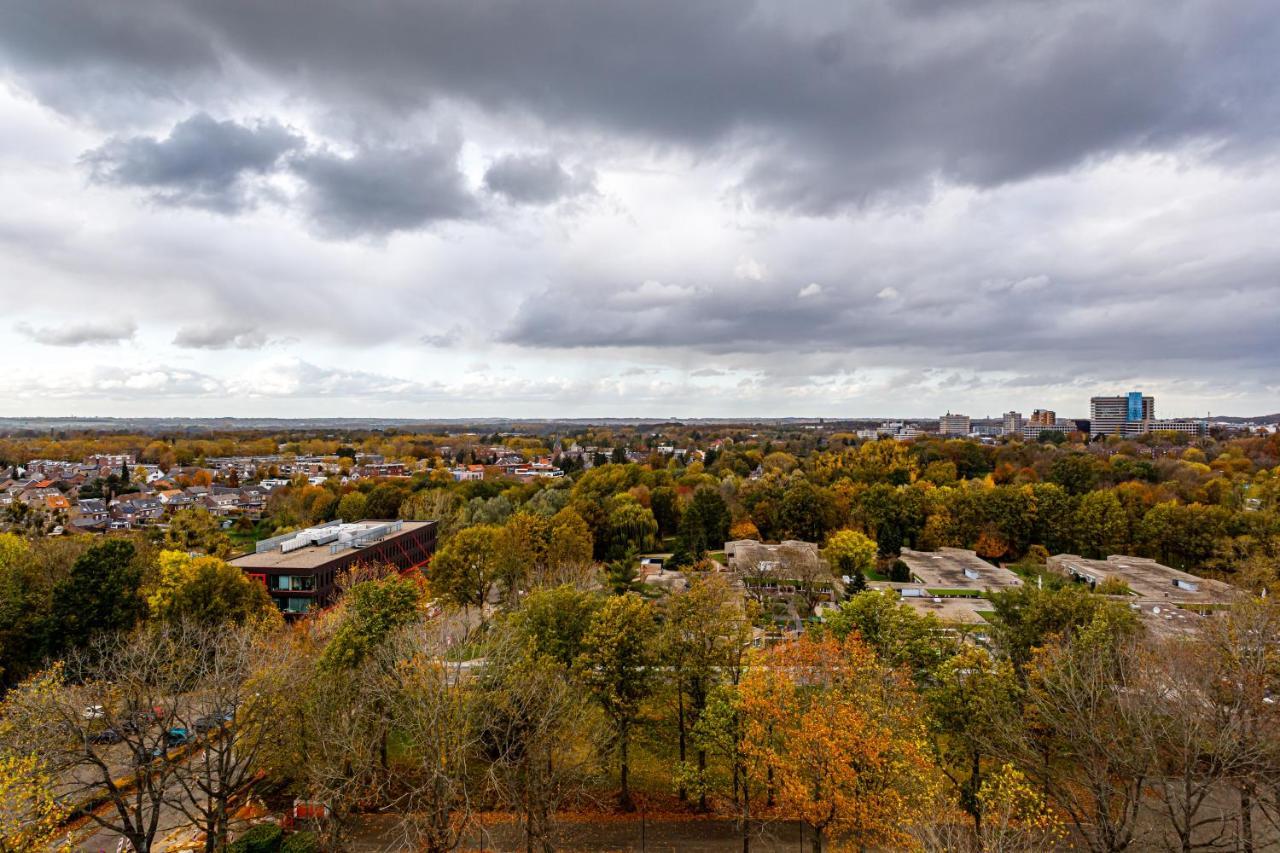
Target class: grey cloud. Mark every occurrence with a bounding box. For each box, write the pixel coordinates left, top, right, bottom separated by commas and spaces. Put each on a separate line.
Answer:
173, 324, 268, 349
15, 318, 137, 346
291, 143, 478, 237
5, 1, 1278, 210
82, 113, 302, 212
483, 153, 594, 205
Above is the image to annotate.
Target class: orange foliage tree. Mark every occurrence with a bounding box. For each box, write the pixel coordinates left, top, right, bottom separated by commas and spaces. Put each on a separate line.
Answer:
738, 633, 940, 852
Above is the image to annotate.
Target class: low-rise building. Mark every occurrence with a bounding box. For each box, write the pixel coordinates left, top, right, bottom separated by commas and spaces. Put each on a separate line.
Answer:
231, 519, 438, 617
896, 548, 1023, 593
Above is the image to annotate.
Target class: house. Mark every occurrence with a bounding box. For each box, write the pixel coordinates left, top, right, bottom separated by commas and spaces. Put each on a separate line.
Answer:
157, 489, 196, 511
43, 493, 71, 513
203, 492, 242, 516
76, 498, 109, 522
112, 497, 163, 525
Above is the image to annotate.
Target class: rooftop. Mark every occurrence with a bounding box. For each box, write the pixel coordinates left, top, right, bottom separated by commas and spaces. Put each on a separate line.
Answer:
1047, 554, 1240, 605
897, 548, 1023, 591
230, 519, 433, 571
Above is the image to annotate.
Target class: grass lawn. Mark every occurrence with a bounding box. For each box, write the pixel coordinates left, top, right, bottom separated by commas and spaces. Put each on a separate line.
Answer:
925, 588, 986, 598
865, 568, 888, 582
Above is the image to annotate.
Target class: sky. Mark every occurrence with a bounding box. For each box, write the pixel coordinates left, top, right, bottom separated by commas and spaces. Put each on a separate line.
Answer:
1, 0, 1278, 420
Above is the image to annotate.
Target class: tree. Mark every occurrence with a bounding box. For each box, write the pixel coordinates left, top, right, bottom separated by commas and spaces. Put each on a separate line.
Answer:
739, 634, 940, 851
0, 750, 66, 852
1014, 611, 1151, 853
0, 626, 206, 853
927, 647, 1022, 834
320, 574, 422, 671
575, 594, 658, 811
0, 534, 51, 686
336, 491, 367, 521
169, 625, 281, 853
475, 627, 597, 853
986, 583, 1134, 672
1048, 453, 1099, 496
164, 507, 234, 557
1074, 491, 1128, 558
824, 589, 952, 678
147, 550, 276, 627
604, 496, 658, 560
546, 508, 594, 586
778, 479, 835, 542
49, 539, 144, 653
823, 529, 877, 590
662, 575, 752, 810
430, 524, 500, 617
510, 584, 601, 670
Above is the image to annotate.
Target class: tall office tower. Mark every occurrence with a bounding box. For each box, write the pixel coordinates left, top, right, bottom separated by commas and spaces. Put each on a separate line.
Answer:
1090, 392, 1155, 436
1002, 411, 1024, 435
939, 412, 972, 436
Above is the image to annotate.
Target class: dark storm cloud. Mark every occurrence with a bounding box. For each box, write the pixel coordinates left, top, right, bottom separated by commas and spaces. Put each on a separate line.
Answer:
5, 1, 1278, 211
483, 153, 594, 205
82, 113, 302, 212
15, 318, 137, 346
290, 143, 478, 238
500, 261, 1280, 374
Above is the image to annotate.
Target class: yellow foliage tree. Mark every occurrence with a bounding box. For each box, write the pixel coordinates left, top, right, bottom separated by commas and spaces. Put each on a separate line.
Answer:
0, 751, 66, 851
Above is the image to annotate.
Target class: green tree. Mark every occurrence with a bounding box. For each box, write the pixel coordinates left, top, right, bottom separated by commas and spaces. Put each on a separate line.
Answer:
986, 584, 1137, 672
823, 590, 952, 679
1049, 453, 1099, 496
1074, 490, 1128, 558
778, 479, 836, 542
430, 524, 501, 615
48, 540, 143, 652
509, 584, 602, 669
604, 495, 658, 560
320, 574, 421, 671
927, 646, 1022, 834
576, 594, 658, 811
662, 575, 751, 809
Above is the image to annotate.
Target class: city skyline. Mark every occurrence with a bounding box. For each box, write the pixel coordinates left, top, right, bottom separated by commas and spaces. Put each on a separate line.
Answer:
2, 1, 1279, 418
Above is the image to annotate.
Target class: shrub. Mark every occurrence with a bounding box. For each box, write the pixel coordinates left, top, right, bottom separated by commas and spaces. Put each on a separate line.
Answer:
230, 823, 284, 853
888, 559, 911, 583
280, 831, 320, 853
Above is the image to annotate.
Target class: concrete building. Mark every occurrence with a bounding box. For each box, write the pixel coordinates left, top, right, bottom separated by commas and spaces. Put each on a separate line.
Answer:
1002, 411, 1024, 435
1136, 419, 1208, 437
897, 548, 1023, 592
232, 519, 438, 617
1091, 392, 1155, 436
1047, 554, 1237, 604
939, 413, 972, 436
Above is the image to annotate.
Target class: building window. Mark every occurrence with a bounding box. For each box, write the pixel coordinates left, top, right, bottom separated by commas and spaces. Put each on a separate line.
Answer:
284, 597, 311, 614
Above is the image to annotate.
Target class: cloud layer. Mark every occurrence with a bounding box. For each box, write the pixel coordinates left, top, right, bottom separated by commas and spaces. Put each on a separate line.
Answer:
1, 1, 1278, 416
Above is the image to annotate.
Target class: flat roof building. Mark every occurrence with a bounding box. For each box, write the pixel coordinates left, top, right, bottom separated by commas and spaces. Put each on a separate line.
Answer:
1047, 554, 1238, 605
939, 413, 972, 436
1091, 392, 1154, 436
231, 519, 437, 617
897, 547, 1023, 592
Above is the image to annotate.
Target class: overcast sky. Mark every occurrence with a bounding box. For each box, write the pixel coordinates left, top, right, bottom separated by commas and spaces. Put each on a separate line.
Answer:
1, 1, 1277, 419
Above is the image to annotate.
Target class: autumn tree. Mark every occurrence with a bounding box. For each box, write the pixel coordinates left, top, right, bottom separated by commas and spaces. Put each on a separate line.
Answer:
163, 507, 234, 557
662, 574, 752, 809
575, 593, 658, 811
823, 529, 877, 591
739, 633, 940, 851
147, 550, 277, 627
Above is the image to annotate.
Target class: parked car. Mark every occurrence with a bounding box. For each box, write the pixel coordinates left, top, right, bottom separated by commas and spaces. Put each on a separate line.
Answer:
82, 705, 106, 720
193, 716, 223, 734
90, 728, 123, 745
165, 727, 193, 748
